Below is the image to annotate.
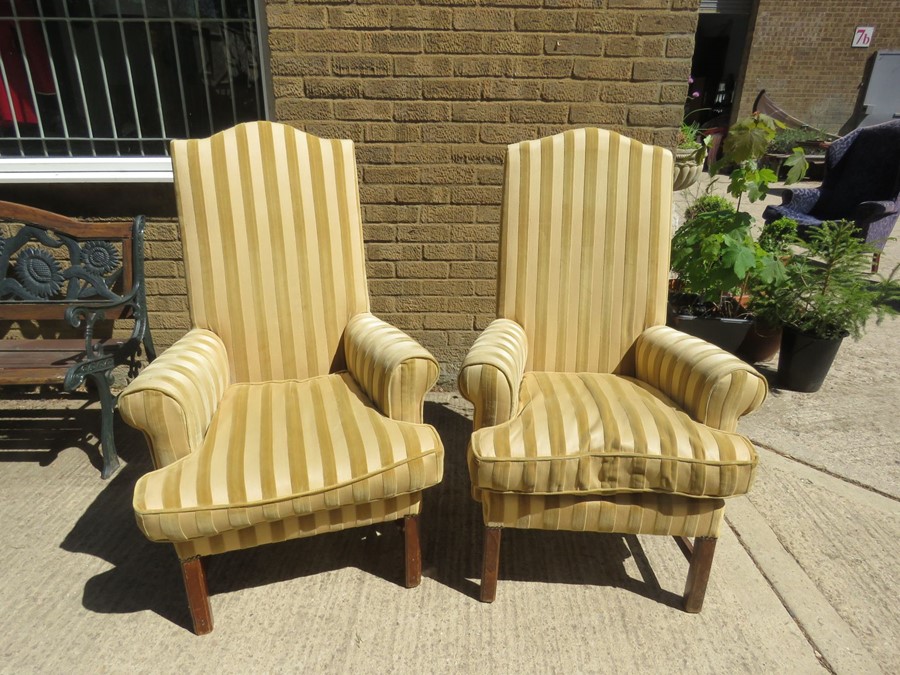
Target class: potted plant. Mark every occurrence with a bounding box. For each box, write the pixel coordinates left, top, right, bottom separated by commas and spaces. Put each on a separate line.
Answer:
668, 114, 808, 352
737, 216, 798, 363
673, 119, 708, 191
752, 219, 900, 392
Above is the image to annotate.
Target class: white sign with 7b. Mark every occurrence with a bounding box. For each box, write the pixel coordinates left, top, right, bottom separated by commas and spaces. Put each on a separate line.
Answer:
852, 27, 874, 48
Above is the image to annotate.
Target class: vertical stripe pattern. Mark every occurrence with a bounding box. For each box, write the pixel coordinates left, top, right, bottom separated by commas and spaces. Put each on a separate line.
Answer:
133, 373, 443, 543
344, 312, 440, 423
119, 329, 230, 468
497, 128, 673, 375
171, 121, 370, 383
457, 318, 528, 429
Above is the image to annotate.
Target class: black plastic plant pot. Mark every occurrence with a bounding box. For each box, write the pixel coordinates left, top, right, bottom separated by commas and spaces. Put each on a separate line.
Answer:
776, 325, 845, 393
667, 314, 753, 354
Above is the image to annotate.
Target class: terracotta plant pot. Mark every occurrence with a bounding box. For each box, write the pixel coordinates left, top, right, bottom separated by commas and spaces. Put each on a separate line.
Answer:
737, 320, 782, 364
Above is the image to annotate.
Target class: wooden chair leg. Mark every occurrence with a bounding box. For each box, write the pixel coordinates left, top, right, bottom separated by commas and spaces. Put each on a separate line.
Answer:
404, 515, 421, 588
181, 556, 213, 635
480, 526, 502, 603
683, 536, 717, 613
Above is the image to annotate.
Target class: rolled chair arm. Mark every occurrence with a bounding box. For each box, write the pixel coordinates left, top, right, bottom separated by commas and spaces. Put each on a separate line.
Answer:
780, 187, 821, 214
458, 318, 528, 430
853, 200, 897, 224
345, 312, 439, 424
118, 329, 230, 469
635, 325, 767, 433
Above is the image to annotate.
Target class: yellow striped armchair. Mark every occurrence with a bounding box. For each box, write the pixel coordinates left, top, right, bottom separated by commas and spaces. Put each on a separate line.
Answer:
119, 122, 444, 634
458, 128, 767, 611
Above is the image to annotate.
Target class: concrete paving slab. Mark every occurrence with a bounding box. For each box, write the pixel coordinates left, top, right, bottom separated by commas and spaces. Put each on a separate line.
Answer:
0, 397, 825, 674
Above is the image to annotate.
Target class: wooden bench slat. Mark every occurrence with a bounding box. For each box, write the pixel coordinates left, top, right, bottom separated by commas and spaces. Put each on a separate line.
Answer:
0, 368, 68, 385
0, 339, 125, 353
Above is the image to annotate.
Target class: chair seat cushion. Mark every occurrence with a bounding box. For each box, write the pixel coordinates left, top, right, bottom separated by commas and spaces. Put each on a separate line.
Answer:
468, 372, 757, 499
134, 373, 443, 543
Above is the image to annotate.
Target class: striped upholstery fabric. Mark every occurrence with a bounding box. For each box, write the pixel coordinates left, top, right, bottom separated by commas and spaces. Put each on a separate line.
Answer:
172, 121, 369, 384
120, 122, 444, 565
174, 494, 423, 559
469, 372, 757, 499
119, 329, 230, 469
458, 318, 528, 429
635, 325, 768, 433
497, 128, 673, 375
480, 493, 725, 538
460, 129, 768, 542
345, 312, 440, 423
134, 373, 443, 543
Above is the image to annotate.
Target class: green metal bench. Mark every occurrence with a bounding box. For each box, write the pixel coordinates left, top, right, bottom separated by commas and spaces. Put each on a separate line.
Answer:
0, 201, 155, 478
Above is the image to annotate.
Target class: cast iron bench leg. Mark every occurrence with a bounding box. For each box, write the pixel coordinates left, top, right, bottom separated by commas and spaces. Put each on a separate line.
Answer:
88, 371, 120, 479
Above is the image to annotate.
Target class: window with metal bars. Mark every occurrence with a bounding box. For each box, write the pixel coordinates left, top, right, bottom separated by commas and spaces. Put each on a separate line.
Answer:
0, 0, 268, 167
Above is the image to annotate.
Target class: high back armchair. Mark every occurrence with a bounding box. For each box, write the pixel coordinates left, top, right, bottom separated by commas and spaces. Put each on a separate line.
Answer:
119, 122, 444, 634
459, 128, 768, 610
763, 119, 900, 272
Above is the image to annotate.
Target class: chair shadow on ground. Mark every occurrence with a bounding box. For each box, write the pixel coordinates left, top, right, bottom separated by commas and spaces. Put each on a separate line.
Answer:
59, 400, 682, 632
0, 388, 113, 476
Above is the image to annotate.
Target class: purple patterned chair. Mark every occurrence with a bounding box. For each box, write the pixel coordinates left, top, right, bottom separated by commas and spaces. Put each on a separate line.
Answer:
762, 119, 900, 271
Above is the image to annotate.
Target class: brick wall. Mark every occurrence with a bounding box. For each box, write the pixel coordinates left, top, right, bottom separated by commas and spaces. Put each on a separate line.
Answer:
267, 0, 698, 382
735, 0, 900, 134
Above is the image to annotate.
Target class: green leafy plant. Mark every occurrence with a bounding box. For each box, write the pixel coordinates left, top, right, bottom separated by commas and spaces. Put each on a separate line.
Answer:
758, 216, 798, 257
677, 120, 704, 151
684, 194, 734, 222
767, 127, 828, 154
751, 220, 900, 340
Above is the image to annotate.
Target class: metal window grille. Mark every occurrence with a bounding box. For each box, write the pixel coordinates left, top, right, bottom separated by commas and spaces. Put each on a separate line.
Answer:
0, 0, 268, 158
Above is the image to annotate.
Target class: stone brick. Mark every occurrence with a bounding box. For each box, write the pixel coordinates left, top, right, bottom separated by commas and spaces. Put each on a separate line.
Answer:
423, 243, 475, 260
506, 57, 573, 78
632, 59, 692, 82
600, 82, 660, 104
303, 122, 365, 142
396, 261, 449, 278
452, 103, 509, 123
395, 186, 449, 204
269, 55, 330, 77
305, 77, 361, 99
272, 77, 303, 98
572, 58, 632, 80
542, 81, 598, 102
294, 30, 358, 52
545, 35, 604, 56
366, 261, 395, 278
420, 205, 475, 223
424, 32, 486, 54
509, 103, 569, 124
365, 123, 421, 143
332, 55, 392, 77
515, 9, 577, 32
390, 7, 453, 29
609, 0, 668, 7
362, 79, 423, 100
636, 13, 698, 35
420, 166, 478, 185
480, 124, 538, 144
568, 103, 627, 125
334, 100, 393, 121
475, 243, 499, 261
660, 83, 689, 104
421, 124, 479, 144
666, 35, 696, 58
451, 225, 501, 242
268, 30, 295, 52
482, 79, 542, 101
450, 261, 497, 278
477, 166, 504, 185
393, 56, 454, 77
424, 314, 473, 330
393, 144, 452, 164
450, 186, 503, 205
454, 58, 506, 78
267, 6, 326, 29
627, 104, 683, 127
422, 79, 482, 100
398, 225, 452, 243
363, 32, 423, 54
364, 166, 421, 184
363, 205, 419, 223
576, 11, 635, 34
453, 9, 513, 31
487, 34, 543, 55
355, 144, 393, 164
367, 244, 422, 261
328, 7, 391, 28
451, 144, 506, 165
275, 99, 332, 120
394, 102, 452, 122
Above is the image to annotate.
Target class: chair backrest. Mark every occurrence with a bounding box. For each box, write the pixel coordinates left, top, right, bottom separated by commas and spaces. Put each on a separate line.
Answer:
813, 119, 900, 220
171, 121, 370, 383
497, 128, 674, 375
